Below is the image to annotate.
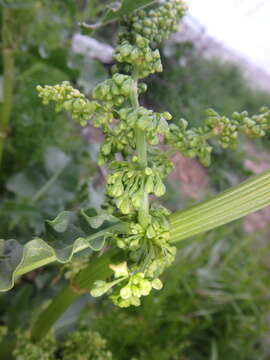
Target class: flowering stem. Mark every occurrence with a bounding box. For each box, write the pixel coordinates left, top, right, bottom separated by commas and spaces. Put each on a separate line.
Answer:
130, 71, 149, 228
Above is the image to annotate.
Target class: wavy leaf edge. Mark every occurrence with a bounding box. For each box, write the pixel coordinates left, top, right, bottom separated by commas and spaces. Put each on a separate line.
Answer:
0, 210, 127, 292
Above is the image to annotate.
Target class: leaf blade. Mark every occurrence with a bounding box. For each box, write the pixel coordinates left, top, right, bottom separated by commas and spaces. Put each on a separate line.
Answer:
0, 211, 128, 292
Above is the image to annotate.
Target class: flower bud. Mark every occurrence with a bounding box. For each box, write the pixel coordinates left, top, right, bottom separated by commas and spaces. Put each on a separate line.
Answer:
152, 278, 163, 290
90, 280, 110, 297
154, 177, 166, 197
139, 279, 152, 296
120, 286, 132, 299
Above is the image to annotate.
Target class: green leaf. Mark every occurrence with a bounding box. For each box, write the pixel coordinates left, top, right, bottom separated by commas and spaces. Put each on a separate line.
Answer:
46, 211, 71, 232
81, 0, 158, 30
0, 210, 128, 292
7, 147, 71, 199
80, 209, 119, 228
169, 169, 270, 243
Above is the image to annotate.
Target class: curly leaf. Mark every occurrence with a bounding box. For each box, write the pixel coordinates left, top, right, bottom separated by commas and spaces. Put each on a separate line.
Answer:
0, 210, 128, 292
80, 209, 119, 229
46, 211, 71, 232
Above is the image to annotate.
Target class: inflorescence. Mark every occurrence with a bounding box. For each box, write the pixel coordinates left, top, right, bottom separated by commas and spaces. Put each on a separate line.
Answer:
37, 0, 270, 307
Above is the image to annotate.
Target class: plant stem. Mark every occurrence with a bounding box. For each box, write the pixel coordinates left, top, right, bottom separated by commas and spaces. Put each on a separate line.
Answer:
169, 168, 270, 243
31, 248, 116, 341
0, 8, 14, 169
130, 71, 149, 228
136, 128, 147, 168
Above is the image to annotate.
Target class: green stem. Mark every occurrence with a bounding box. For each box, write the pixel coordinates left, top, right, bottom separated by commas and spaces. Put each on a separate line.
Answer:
169, 168, 270, 243
0, 8, 14, 168
31, 248, 116, 341
130, 71, 149, 228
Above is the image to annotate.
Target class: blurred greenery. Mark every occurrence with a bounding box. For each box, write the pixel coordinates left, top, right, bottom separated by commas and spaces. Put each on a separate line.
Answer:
0, 1, 108, 240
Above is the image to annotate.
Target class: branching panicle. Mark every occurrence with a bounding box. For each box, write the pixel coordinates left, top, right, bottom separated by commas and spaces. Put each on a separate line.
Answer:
37, 0, 187, 308
37, 0, 270, 308
166, 107, 270, 166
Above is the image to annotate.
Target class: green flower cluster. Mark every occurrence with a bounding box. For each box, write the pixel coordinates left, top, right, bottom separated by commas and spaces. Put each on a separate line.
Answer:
37, 82, 98, 126
98, 108, 173, 164
92, 73, 134, 108
11, 328, 112, 360
118, 107, 172, 143
38, 0, 188, 308
98, 131, 134, 165
61, 327, 112, 360
167, 107, 270, 166
91, 205, 175, 307
148, 148, 174, 177
114, 204, 171, 251
113, 35, 162, 78
206, 108, 270, 146
123, 0, 187, 45
107, 161, 166, 214
167, 119, 213, 166
13, 331, 57, 360
91, 261, 163, 308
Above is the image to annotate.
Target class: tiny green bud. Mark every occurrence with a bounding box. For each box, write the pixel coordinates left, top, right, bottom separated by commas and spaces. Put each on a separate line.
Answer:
152, 278, 163, 290
90, 280, 110, 297
139, 279, 152, 296
145, 167, 153, 175
163, 111, 172, 120
110, 262, 129, 278
120, 285, 132, 299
